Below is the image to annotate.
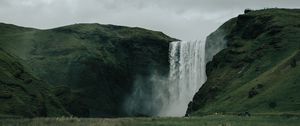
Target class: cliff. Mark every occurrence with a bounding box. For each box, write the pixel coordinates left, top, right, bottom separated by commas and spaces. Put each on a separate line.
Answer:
187, 8, 300, 115
0, 23, 176, 117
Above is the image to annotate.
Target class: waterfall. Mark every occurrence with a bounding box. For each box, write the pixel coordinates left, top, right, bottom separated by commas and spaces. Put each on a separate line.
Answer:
124, 40, 206, 117
159, 40, 207, 116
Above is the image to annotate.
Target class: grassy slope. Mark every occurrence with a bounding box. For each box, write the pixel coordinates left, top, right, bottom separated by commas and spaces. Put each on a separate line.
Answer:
0, 23, 177, 117
0, 48, 69, 117
0, 115, 300, 126
187, 9, 300, 115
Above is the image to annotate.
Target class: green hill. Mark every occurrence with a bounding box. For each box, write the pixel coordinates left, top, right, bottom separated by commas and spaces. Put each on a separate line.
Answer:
0, 23, 176, 117
187, 8, 300, 116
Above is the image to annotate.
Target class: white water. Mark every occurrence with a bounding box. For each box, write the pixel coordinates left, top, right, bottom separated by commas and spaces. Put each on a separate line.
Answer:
124, 40, 207, 117
159, 41, 207, 116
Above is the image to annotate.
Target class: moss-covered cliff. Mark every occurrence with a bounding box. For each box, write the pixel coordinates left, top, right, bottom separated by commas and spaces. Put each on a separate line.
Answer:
187, 9, 300, 116
0, 23, 176, 117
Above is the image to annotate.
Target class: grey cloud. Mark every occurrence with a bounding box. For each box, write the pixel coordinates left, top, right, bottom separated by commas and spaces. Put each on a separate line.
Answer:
0, 0, 299, 40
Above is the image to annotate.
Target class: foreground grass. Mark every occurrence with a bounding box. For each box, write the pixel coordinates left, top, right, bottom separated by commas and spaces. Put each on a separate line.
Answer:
1, 115, 300, 126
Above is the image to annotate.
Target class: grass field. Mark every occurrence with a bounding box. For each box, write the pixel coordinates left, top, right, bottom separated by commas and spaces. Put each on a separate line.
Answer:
1, 114, 300, 126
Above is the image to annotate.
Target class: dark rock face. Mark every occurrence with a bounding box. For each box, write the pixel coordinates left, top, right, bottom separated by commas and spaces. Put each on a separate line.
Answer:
187, 9, 300, 116
205, 18, 237, 63
0, 23, 176, 117
53, 86, 90, 117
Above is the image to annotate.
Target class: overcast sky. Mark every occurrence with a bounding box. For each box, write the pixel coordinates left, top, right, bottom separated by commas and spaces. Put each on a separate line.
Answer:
0, 0, 299, 40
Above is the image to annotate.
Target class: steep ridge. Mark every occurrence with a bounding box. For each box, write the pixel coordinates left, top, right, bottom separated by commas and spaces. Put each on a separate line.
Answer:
187, 9, 300, 116
0, 48, 69, 117
0, 23, 176, 117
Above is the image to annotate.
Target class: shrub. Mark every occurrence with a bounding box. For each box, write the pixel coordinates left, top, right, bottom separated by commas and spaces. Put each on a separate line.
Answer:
244, 9, 253, 14
248, 88, 258, 98
269, 101, 277, 108
290, 58, 297, 68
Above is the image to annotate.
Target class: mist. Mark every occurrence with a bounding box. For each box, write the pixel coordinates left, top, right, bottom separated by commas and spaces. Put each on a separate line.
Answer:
124, 40, 207, 117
